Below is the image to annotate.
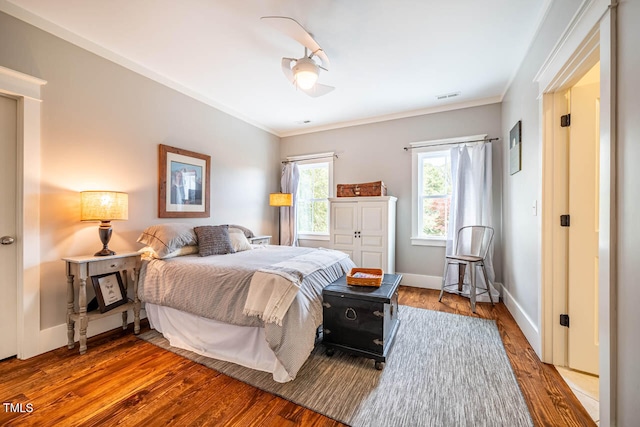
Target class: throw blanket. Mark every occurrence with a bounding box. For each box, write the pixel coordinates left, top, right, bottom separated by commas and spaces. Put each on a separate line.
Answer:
244, 248, 349, 325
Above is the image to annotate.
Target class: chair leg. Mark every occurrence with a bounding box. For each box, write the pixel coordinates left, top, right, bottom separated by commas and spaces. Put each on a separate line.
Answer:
481, 264, 495, 305
469, 262, 477, 313
439, 261, 450, 302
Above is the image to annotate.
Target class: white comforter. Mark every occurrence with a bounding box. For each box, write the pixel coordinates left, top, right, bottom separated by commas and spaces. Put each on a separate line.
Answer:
138, 245, 355, 381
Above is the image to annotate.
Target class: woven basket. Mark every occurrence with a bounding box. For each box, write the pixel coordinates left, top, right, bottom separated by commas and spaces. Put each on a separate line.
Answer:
346, 268, 384, 287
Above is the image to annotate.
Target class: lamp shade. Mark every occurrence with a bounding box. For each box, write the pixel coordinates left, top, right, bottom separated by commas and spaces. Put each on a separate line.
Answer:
81, 191, 128, 221
269, 193, 293, 207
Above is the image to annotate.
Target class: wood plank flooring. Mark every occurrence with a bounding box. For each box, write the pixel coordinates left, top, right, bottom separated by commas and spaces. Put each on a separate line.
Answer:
0, 287, 595, 426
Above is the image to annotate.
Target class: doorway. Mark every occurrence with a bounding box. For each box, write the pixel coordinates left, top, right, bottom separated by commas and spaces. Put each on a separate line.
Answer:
566, 62, 600, 376
0, 93, 18, 360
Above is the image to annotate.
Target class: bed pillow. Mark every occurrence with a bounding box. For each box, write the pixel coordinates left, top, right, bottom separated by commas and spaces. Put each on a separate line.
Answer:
194, 225, 235, 256
137, 223, 197, 258
226, 224, 255, 239
228, 227, 253, 252
139, 245, 199, 259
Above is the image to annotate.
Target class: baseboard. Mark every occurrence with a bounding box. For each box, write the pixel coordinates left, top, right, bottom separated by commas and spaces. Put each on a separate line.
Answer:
501, 286, 541, 356
37, 308, 147, 356
397, 272, 503, 303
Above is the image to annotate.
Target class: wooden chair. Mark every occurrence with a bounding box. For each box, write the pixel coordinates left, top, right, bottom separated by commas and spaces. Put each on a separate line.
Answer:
439, 225, 495, 313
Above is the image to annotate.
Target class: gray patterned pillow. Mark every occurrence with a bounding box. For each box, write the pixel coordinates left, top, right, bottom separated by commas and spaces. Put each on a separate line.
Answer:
194, 225, 235, 256
137, 223, 197, 258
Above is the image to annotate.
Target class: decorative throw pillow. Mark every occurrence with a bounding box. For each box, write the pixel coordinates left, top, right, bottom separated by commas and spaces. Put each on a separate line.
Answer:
226, 224, 255, 239
137, 223, 197, 258
228, 228, 253, 252
194, 225, 235, 256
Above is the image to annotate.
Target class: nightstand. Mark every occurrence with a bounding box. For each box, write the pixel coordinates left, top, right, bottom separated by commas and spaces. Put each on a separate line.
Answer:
63, 252, 141, 354
249, 235, 271, 245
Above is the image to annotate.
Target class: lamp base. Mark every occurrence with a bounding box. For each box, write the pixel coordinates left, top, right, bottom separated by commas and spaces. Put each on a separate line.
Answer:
94, 248, 116, 257
95, 221, 115, 256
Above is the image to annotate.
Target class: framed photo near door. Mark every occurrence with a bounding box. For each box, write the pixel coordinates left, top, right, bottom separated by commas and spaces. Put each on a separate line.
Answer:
91, 272, 127, 313
509, 120, 522, 175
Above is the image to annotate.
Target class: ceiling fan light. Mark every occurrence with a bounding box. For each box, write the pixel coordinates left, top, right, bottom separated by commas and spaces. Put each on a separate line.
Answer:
293, 58, 319, 89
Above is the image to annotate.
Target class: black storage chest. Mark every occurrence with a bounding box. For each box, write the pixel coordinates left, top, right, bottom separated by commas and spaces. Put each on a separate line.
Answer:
322, 273, 401, 369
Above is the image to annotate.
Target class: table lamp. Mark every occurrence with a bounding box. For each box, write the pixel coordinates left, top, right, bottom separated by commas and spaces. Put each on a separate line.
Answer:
81, 191, 128, 256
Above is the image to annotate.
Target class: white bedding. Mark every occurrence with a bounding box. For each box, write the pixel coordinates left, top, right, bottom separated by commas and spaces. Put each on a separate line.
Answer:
145, 303, 291, 382
138, 245, 355, 382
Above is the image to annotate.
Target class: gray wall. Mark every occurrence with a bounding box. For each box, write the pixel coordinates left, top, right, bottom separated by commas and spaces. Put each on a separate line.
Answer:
0, 12, 280, 329
281, 103, 503, 281
616, 1, 640, 424
501, 0, 582, 327
502, 0, 640, 423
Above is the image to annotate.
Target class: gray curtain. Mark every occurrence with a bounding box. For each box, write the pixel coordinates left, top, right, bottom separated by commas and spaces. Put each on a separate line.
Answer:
444, 142, 499, 301
280, 162, 300, 246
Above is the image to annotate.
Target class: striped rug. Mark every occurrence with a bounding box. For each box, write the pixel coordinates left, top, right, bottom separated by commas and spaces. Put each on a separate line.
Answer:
139, 306, 533, 427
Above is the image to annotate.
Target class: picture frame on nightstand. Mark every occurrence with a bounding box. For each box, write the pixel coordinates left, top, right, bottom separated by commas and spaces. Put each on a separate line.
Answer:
91, 272, 128, 313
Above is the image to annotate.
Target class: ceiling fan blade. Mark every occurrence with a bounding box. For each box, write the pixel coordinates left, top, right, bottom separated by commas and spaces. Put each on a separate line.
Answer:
262, 16, 330, 70
301, 83, 335, 98
281, 58, 295, 83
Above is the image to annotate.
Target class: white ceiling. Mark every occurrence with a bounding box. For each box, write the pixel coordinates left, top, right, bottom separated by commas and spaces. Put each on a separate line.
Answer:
2, 0, 550, 137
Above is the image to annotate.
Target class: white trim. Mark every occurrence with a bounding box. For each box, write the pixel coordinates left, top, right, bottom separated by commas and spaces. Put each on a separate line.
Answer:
397, 272, 443, 290
502, 285, 541, 356
296, 234, 329, 241
410, 237, 446, 247
535, 0, 616, 424
39, 309, 147, 355
279, 96, 502, 138
0, 66, 46, 360
534, 0, 611, 93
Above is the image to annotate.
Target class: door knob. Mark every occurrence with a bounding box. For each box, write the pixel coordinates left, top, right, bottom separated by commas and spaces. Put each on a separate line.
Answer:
1, 236, 15, 245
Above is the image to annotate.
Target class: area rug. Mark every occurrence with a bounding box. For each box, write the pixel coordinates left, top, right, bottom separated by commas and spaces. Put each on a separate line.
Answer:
139, 306, 533, 427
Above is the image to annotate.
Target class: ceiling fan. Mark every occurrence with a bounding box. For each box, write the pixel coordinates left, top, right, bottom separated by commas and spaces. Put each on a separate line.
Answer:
261, 16, 334, 97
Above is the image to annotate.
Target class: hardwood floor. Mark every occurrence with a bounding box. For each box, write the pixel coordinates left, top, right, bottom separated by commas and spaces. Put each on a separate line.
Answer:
0, 287, 595, 426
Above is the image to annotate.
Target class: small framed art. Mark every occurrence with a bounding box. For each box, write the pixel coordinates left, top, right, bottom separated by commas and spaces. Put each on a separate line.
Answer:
509, 120, 522, 175
159, 144, 211, 218
91, 272, 128, 313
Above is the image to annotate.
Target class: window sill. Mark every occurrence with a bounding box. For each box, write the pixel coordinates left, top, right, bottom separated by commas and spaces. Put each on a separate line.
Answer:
298, 234, 330, 242
411, 237, 446, 247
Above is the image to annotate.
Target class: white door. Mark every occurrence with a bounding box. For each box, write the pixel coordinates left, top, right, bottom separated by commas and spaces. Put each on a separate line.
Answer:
567, 64, 600, 375
359, 203, 386, 269
0, 94, 18, 360
330, 202, 359, 263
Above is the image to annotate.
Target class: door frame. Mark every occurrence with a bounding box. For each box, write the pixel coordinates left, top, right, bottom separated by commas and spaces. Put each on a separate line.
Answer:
535, 0, 617, 425
0, 66, 46, 359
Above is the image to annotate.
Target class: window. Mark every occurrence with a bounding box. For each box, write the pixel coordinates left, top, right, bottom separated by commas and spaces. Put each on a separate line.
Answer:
411, 147, 452, 246
417, 150, 452, 238
410, 134, 485, 246
293, 154, 334, 240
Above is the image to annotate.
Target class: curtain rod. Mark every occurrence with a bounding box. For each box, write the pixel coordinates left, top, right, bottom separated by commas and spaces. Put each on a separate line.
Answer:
403, 137, 500, 151
282, 153, 339, 164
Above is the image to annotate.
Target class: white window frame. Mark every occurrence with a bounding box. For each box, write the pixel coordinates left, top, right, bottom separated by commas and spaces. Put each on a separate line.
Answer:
288, 152, 334, 241
410, 134, 486, 246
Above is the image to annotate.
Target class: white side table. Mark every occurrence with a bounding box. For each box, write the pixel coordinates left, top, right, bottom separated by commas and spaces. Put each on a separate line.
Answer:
249, 235, 272, 245
63, 252, 141, 354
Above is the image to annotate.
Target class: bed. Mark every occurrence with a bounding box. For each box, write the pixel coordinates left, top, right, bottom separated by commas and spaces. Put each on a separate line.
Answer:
136, 223, 355, 383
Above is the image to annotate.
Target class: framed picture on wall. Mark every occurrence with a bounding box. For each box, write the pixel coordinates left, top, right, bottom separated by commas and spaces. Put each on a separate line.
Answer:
159, 144, 211, 218
509, 120, 522, 175
91, 272, 127, 313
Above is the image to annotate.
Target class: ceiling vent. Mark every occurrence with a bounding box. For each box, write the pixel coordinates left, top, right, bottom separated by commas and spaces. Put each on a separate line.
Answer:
436, 92, 461, 100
